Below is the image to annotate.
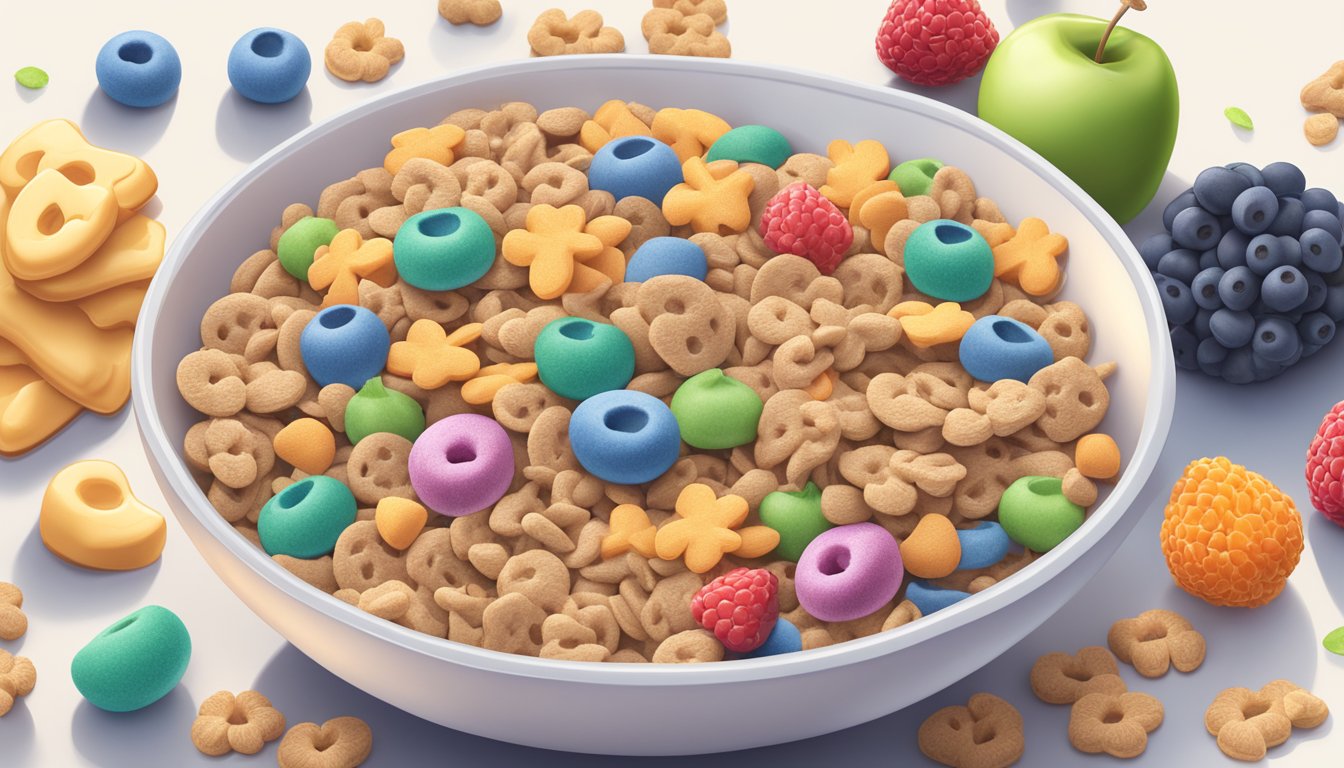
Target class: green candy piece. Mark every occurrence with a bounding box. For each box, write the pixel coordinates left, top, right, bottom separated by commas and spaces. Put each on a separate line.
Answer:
705, 124, 793, 169
669, 368, 763, 449
758, 482, 832, 562
1224, 106, 1253, 131
1325, 626, 1344, 656
890, 158, 944, 197
15, 66, 48, 90
257, 475, 357, 558
393, 207, 496, 290
344, 377, 425, 445
997, 475, 1084, 553
71, 606, 191, 712
277, 216, 340, 279
902, 219, 994, 302
534, 317, 635, 401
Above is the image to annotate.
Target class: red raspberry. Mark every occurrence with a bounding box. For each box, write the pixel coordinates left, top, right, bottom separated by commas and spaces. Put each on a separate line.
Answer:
690, 567, 779, 653
875, 0, 999, 87
1307, 400, 1344, 526
759, 182, 853, 275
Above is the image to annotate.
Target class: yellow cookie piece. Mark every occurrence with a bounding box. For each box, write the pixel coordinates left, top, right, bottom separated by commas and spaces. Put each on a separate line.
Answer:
578, 100, 653, 154
847, 180, 900, 225
461, 362, 538, 405
651, 107, 731, 163
5, 169, 119, 281
820, 139, 891, 208
858, 190, 908, 255
993, 217, 1068, 297
15, 215, 164, 301
662, 157, 755, 235
0, 365, 84, 456
0, 118, 158, 220
39, 460, 166, 571
601, 503, 657, 560
75, 280, 151, 329
309, 229, 396, 307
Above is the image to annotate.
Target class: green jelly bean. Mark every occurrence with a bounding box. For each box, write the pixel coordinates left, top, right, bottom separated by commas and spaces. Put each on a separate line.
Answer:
997, 475, 1084, 553
890, 158, 944, 197
902, 219, 994, 302
393, 207, 496, 290
669, 368, 763, 449
1324, 626, 1344, 656
15, 66, 49, 90
277, 216, 340, 279
344, 377, 425, 445
758, 482, 832, 561
71, 605, 191, 712
705, 124, 793, 169
534, 317, 635, 401
257, 475, 357, 558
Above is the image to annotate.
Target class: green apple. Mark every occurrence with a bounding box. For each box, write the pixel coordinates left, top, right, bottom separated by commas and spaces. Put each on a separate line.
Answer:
758, 482, 832, 562
978, 13, 1178, 224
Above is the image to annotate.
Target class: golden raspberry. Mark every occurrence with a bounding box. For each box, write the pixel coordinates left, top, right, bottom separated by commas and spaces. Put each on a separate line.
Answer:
1160, 457, 1302, 608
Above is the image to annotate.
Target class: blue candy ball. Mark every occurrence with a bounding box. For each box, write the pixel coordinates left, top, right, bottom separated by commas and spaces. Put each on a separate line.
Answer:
1196, 337, 1228, 376
1217, 266, 1259, 311
1268, 196, 1305, 236
1226, 162, 1264, 187
1261, 266, 1308, 312
1301, 228, 1343, 274
1138, 233, 1173, 271
1171, 206, 1222, 250
956, 522, 1011, 570
958, 316, 1054, 383
588, 136, 683, 205
1229, 186, 1277, 236
299, 305, 390, 388
569, 390, 680, 485
1246, 234, 1284, 276
1210, 308, 1256, 349
1252, 316, 1300, 362
1193, 166, 1252, 215
1155, 275, 1197, 326
1163, 190, 1198, 232
1303, 210, 1342, 241
1299, 312, 1336, 346
625, 237, 708, 282
1191, 267, 1225, 310
1156, 248, 1200, 284
95, 31, 181, 108
742, 618, 802, 658
1170, 325, 1199, 370
1262, 162, 1307, 198
1216, 230, 1250, 269
228, 28, 310, 104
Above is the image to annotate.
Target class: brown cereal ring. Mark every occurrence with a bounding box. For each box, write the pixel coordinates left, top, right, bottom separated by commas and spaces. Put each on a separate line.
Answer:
1029, 357, 1109, 442
640, 571, 702, 643
177, 349, 246, 418
439, 0, 502, 25
345, 432, 416, 505
205, 418, 276, 489
1305, 113, 1340, 147
654, 0, 727, 24
929, 166, 976, 223
332, 521, 411, 592
881, 599, 921, 631
273, 554, 338, 593
232, 249, 280, 294
777, 153, 832, 190
324, 19, 403, 84
636, 275, 733, 375
497, 549, 570, 613
528, 9, 624, 57
482, 592, 547, 656
537, 107, 589, 140
1030, 646, 1127, 705
0, 583, 26, 641
1061, 467, 1098, 507
1107, 608, 1206, 678
201, 293, 272, 355
615, 195, 671, 254
0, 648, 36, 717
1069, 691, 1163, 759
642, 9, 731, 58
191, 690, 286, 756
458, 159, 518, 212
1038, 301, 1091, 361
522, 162, 589, 207
917, 693, 1024, 768
998, 298, 1048, 328
832, 252, 904, 313
406, 528, 490, 594
539, 613, 610, 662
652, 629, 724, 663
492, 382, 570, 433
244, 368, 307, 414
277, 717, 372, 768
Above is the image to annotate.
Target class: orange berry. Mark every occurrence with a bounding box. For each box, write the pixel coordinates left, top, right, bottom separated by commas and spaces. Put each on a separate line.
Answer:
1159, 457, 1302, 608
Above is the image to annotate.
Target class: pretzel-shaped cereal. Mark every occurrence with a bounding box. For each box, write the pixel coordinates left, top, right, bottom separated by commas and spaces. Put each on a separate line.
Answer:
1107, 608, 1205, 678
652, 629, 724, 663
635, 275, 734, 375
642, 9, 731, 58
0, 583, 24, 641
838, 446, 966, 516
0, 648, 35, 717
438, 0, 502, 25
662, 156, 755, 234
1301, 61, 1344, 118
1205, 681, 1327, 761
1069, 691, 1163, 758
917, 693, 1024, 768
755, 390, 842, 487
276, 717, 372, 768
653, 0, 728, 24
1028, 356, 1110, 442
1030, 646, 1127, 704
324, 19, 403, 83
528, 9, 625, 57
929, 166, 977, 224
191, 690, 287, 756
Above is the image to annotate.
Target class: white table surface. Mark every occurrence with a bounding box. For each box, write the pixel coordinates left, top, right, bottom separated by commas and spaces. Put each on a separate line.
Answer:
2, 1, 1342, 764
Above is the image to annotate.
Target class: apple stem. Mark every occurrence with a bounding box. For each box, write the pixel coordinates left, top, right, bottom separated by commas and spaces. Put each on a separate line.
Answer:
1095, 0, 1146, 64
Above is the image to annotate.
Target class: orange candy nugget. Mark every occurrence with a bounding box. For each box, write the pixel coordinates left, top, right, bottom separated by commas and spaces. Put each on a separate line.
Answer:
1160, 456, 1303, 608
375, 497, 428, 550
273, 418, 336, 475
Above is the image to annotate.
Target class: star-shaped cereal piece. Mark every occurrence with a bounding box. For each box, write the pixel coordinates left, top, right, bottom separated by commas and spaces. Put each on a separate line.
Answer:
190, 690, 287, 756
578, 100, 653, 153
1107, 608, 1206, 678
655, 483, 748, 573
820, 139, 891, 208
601, 503, 657, 559
888, 301, 975, 348
662, 157, 755, 235
308, 229, 396, 307
501, 204, 606, 299
993, 217, 1068, 296
651, 107, 732, 163
384, 124, 466, 176
386, 319, 482, 389
1069, 691, 1164, 759
324, 18, 404, 83
571, 214, 633, 291
461, 362, 539, 405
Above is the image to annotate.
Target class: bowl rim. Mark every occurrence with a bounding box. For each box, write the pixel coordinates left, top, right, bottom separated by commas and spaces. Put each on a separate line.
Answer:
132, 54, 1175, 687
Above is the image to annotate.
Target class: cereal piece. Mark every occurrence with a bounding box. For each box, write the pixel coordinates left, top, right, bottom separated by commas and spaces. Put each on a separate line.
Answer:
579, 101, 654, 153
386, 320, 482, 389
602, 504, 658, 559
277, 717, 372, 768
0, 648, 36, 717
1205, 682, 1327, 761
1107, 608, 1205, 677
462, 362, 539, 406
889, 301, 975, 348
651, 108, 731, 163
309, 229, 396, 308
917, 693, 1024, 768
16, 214, 165, 302
384, 124, 466, 176
528, 9, 624, 57
439, 0, 502, 25
1075, 433, 1120, 479
1305, 113, 1338, 147
1300, 61, 1344, 118
177, 349, 246, 417
652, 629, 724, 663
0, 583, 25, 641
1069, 691, 1163, 758
899, 513, 961, 579
796, 522, 902, 621
756, 390, 842, 488
929, 166, 977, 223
819, 139, 890, 209
1028, 357, 1109, 442
40, 460, 166, 571
636, 275, 733, 375
273, 418, 336, 475
324, 19, 403, 83
374, 497, 427, 550
662, 156, 755, 234
858, 190, 908, 256
653, 483, 749, 573
0, 118, 157, 217
642, 9, 730, 58
1030, 646, 1127, 704
190, 690, 286, 756
1061, 468, 1098, 507
653, 0, 728, 24
501, 204, 619, 299
540, 613, 610, 662
992, 218, 1067, 297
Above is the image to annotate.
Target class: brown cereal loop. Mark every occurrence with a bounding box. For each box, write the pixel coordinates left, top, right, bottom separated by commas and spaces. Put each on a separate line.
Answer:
191, 690, 286, 756
0, 583, 26, 641
277, 717, 372, 768
333, 521, 410, 592
637, 275, 733, 375
497, 549, 570, 613
652, 629, 724, 663
345, 433, 416, 506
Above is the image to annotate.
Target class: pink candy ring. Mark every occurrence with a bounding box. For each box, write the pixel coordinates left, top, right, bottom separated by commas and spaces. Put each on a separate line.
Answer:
408, 413, 513, 517
794, 522, 903, 622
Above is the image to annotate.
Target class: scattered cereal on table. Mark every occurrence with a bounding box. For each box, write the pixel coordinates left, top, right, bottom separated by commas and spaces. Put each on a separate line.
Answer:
1069, 691, 1163, 758
1107, 608, 1205, 677
917, 692, 1024, 768
325, 18, 404, 84
1205, 681, 1328, 761
278, 716, 373, 768
0, 648, 35, 717
0, 583, 26, 641
528, 9, 624, 57
190, 690, 287, 756
439, 0, 502, 26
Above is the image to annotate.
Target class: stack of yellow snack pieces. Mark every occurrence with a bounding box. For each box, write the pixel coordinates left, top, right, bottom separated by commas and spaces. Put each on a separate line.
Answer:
0, 119, 164, 456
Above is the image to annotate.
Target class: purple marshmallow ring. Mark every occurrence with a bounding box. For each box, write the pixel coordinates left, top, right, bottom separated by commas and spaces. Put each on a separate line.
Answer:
794, 522, 903, 622
408, 413, 514, 517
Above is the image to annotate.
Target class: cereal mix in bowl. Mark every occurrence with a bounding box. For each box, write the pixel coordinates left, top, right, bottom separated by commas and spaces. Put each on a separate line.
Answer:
175, 100, 1121, 663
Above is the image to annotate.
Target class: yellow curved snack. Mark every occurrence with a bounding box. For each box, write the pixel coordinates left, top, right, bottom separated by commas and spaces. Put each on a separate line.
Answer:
4, 169, 119, 280
15, 215, 164, 301
0, 118, 158, 220
39, 460, 166, 571
0, 365, 83, 456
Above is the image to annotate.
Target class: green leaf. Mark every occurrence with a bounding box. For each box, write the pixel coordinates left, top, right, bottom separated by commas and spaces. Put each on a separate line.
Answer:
14, 66, 48, 90
1224, 106, 1253, 130
1325, 626, 1344, 655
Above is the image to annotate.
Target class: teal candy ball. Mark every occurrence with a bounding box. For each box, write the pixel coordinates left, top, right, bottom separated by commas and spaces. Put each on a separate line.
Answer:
71, 606, 191, 712
705, 125, 793, 169
534, 317, 635, 401
997, 475, 1085, 553
889, 158, 944, 196
668, 368, 762, 449
758, 482, 832, 562
258, 475, 357, 558
394, 207, 496, 290
903, 219, 994, 302
277, 216, 339, 279
344, 377, 425, 445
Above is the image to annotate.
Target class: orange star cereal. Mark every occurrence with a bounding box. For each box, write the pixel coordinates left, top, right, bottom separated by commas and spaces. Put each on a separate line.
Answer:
993, 217, 1067, 297
662, 156, 755, 235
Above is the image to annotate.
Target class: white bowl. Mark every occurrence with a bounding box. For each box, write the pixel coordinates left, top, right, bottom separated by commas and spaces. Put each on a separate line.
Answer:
133, 56, 1174, 755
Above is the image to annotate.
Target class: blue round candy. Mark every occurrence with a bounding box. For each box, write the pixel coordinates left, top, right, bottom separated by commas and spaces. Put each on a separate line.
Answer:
1162, 190, 1198, 232
1268, 196, 1305, 236
1171, 206, 1222, 250
956, 522, 1011, 570
1210, 308, 1256, 348
1226, 162, 1264, 187
1261, 266, 1308, 312
905, 581, 971, 616
1196, 337, 1228, 376
299, 305, 390, 388
1325, 285, 1344, 321
1262, 162, 1307, 198
569, 389, 680, 485
1216, 230, 1249, 269
958, 316, 1054, 383
1303, 210, 1343, 241
1253, 316, 1300, 362
742, 617, 802, 658
1302, 187, 1338, 213
1304, 271, 1328, 312
1170, 325, 1199, 370
1217, 266, 1259, 311
1229, 186, 1277, 235
1301, 228, 1343, 274
95, 31, 181, 108
1279, 236, 1303, 269
587, 136, 683, 205
625, 237, 708, 282
1193, 308, 1214, 339
1154, 275, 1197, 326
1217, 347, 1254, 384
1191, 267, 1225, 310
228, 28, 310, 104
1156, 248, 1200, 284
1138, 233, 1173, 271
1193, 166, 1252, 215
1246, 234, 1284, 276
1198, 249, 1220, 271
1299, 312, 1336, 346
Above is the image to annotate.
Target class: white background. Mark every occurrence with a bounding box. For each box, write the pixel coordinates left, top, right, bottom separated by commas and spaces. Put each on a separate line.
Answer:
2, 0, 1343, 765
